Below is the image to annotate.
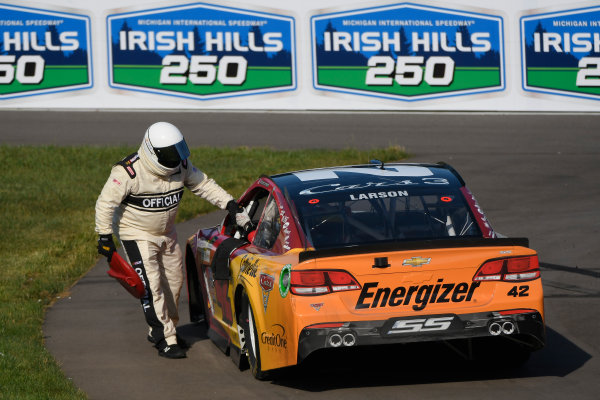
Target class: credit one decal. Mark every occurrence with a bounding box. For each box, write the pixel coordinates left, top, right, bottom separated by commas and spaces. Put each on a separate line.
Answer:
0, 4, 92, 100
106, 3, 296, 100
521, 6, 600, 100
310, 3, 505, 101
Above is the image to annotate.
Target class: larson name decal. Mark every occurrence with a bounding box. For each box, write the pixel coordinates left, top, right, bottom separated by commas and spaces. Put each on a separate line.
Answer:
350, 190, 408, 200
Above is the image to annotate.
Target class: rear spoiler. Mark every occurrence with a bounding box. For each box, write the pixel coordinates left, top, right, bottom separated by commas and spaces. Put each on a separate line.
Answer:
298, 237, 530, 263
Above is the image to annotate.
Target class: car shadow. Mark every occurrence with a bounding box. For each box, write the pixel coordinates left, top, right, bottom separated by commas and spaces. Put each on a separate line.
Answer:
177, 322, 209, 346
270, 326, 590, 391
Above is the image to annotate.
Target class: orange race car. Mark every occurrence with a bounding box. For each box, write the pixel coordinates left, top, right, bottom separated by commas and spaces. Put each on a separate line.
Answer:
185, 162, 544, 379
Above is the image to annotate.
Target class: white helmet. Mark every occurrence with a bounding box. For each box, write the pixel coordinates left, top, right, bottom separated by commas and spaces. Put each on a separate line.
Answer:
142, 122, 190, 169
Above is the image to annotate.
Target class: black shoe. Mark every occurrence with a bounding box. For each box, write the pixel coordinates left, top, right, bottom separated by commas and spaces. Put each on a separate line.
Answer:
158, 344, 186, 359
147, 335, 156, 345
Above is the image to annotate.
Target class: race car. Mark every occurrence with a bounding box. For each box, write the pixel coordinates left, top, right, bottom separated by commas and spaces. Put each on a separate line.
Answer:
185, 162, 544, 379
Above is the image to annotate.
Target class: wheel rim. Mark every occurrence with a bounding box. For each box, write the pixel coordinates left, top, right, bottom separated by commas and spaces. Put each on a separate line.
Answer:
248, 303, 257, 359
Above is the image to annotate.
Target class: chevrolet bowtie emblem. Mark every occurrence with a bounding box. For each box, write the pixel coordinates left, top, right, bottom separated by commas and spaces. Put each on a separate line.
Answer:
403, 257, 431, 267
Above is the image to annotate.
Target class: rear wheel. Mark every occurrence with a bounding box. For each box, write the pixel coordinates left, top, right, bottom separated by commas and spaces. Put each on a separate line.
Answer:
240, 293, 270, 380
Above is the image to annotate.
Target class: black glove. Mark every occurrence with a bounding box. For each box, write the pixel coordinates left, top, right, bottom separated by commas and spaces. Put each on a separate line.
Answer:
226, 199, 242, 215
97, 234, 116, 262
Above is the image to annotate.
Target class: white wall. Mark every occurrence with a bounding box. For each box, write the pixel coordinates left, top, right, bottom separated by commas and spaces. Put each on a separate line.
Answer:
2, 0, 599, 111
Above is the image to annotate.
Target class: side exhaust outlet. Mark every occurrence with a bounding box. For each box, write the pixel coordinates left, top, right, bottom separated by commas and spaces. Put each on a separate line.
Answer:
489, 322, 502, 336
329, 334, 342, 347
342, 333, 356, 347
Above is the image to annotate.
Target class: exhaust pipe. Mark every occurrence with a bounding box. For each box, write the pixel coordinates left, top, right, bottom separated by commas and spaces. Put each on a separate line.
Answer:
502, 321, 515, 335
489, 322, 502, 336
342, 333, 356, 347
329, 334, 342, 347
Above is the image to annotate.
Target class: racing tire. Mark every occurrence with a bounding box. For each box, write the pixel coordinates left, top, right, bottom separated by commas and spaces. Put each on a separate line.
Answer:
240, 293, 270, 380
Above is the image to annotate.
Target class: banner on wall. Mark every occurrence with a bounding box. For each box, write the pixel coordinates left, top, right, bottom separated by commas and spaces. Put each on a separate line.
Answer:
0, 3, 92, 100
106, 3, 296, 100
521, 6, 600, 101
310, 3, 505, 101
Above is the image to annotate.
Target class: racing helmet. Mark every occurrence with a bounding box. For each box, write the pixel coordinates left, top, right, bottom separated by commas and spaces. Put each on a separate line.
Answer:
142, 122, 191, 168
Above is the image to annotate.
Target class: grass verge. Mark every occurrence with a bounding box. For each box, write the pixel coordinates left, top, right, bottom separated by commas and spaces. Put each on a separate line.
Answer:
0, 145, 408, 399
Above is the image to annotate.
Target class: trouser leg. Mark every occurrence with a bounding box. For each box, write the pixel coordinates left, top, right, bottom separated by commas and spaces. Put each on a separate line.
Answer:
159, 237, 184, 328
122, 239, 178, 346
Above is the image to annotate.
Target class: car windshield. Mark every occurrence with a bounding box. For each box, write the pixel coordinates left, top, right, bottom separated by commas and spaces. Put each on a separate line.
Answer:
293, 187, 481, 249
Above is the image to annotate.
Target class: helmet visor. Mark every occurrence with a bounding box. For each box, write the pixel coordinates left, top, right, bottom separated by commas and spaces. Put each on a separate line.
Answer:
154, 139, 190, 168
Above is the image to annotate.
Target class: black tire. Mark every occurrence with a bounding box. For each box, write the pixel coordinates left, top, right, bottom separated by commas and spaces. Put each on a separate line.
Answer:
240, 293, 270, 380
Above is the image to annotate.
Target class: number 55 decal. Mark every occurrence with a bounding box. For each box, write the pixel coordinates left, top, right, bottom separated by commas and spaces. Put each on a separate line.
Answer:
388, 316, 454, 334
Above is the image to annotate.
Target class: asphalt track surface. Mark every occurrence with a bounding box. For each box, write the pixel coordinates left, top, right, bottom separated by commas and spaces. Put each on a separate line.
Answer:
3, 110, 598, 399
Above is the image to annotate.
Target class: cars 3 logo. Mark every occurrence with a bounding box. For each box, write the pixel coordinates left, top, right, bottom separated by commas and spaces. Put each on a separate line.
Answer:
355, 280, 480, 311
0, 4, 92, 100
521, 6, 600, 100
107, 3, 296, 100
311, 3, 505, 101
259, 273, 274, 312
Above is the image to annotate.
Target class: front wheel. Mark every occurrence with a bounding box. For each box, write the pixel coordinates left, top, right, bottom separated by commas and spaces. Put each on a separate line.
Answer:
240, 293, 270, 380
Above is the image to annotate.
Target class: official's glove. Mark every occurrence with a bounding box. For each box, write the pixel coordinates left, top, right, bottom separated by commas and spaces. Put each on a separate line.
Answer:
226, 200, 253, 232
97, 234, 116, 262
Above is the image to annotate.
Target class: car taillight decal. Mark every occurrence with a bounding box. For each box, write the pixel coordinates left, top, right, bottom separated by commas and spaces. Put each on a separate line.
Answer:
473, 255, 540, 282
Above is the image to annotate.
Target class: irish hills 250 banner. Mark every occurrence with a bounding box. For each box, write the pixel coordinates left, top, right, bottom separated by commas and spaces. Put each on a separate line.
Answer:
0, 3, 92, 100
311, 3, 505, 101
107, 3, 296, 100
521, 6, 600, 101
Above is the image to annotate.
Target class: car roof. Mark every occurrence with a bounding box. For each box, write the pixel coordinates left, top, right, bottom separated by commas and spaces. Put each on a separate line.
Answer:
269, 163, 465, 195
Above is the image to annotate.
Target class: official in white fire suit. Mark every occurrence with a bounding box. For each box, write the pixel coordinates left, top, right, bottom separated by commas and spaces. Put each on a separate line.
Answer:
95, 122, 249, 359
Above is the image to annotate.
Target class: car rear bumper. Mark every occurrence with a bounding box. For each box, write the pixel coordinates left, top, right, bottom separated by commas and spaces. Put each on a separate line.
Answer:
297, 309, 545, 362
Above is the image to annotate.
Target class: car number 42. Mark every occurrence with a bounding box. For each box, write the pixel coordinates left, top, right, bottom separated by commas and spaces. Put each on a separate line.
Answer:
507, 285, 529, 297
389, 316, 454, 334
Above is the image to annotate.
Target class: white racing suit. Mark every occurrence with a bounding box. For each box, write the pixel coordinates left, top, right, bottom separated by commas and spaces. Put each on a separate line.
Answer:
95, 147, 233, 347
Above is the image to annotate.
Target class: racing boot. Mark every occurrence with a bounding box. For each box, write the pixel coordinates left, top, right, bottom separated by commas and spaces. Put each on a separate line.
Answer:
157, 342, 186, 359
159, 344, 187, 359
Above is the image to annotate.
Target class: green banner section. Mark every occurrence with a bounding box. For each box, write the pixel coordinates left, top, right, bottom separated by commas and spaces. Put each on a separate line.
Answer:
317, 67, 501, 97
0, 66, 89, 95
113, 66, 293, 95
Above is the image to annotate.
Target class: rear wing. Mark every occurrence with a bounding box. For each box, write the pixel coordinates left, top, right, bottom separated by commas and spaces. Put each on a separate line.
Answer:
298, 237, 530, 263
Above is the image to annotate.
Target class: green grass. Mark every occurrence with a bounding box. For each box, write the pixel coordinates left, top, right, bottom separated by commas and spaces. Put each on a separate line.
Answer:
112, 66, 293, 95
0, 66, 89, 95
317, 67, 501, 96
0, 145, 408, 399
526, 68, 600, 96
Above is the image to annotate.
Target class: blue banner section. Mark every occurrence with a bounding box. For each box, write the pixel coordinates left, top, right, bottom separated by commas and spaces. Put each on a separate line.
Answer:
0, 3, 92, 99
107, 2, 296, 100
521, 6, 600, 100
311, 3, 504, 101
